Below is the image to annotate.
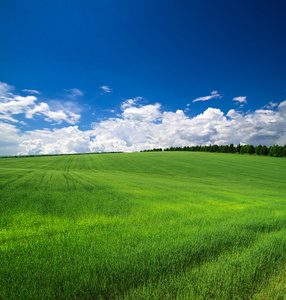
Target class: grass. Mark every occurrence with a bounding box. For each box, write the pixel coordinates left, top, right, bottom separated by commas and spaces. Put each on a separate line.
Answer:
0, 152, 285, 299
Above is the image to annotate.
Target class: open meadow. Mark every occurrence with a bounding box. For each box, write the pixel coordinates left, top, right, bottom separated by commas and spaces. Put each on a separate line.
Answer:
0, 152, 286, 299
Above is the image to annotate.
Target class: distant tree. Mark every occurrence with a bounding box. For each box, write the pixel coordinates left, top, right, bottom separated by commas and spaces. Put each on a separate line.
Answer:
283, 145, 286, 157
278, 146, 284, 157
240, 145, 245, 154
221, 145, 229, 153
210, 145, 219, 152
255, 145, 262, 155
247, 145, 255, 155
270, 145, 284, 157
260, 145, 269, 156
143, 143, 284, 158
235, 144, 241, 153
269, 145, 282, 157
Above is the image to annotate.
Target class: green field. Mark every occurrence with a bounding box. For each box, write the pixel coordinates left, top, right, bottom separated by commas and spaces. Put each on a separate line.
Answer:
0, 152, 286, 299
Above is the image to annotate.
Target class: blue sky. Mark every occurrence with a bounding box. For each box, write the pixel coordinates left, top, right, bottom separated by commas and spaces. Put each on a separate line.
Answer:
1, 0, 286, 155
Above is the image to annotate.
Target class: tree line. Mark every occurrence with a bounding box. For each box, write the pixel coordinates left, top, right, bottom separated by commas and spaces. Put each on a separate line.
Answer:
141, 144, 286, 157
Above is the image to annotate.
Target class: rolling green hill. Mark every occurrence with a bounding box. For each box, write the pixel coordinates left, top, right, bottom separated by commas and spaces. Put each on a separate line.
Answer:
0, 152, 286, 299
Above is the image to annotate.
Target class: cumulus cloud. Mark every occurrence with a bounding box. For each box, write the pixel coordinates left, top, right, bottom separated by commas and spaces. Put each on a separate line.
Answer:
17, 126, 90, 155
0, 121, 21, 155
0, 95, 37, 122
121, 97, 142, 110
10, 97, 286, 156
25, 102, 80, 124
122, 103, 161, 122
278, 100, 286, 109
193, 91, 222, 103
100, 86, 113, 94
0, 82, 81, 125
1, 82, 286, 156
233, 96, 247, 104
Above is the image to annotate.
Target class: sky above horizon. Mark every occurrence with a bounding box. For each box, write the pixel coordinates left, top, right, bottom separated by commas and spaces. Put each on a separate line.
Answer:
1, 0, 286, 155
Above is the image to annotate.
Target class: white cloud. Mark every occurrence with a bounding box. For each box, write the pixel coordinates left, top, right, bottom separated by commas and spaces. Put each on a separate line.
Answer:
14, 98, 286, 156
278, 100, 286, 109
0, 82, 81, 125
263, 101, 278, 109
233, 96, 247, 104
1, 93, 286, 156
18, 126, 91, 155
0, 114, 19, 123
122, 103, 161, 122
0, 95, 37, 118
22, 89, 40, 95
100, 86, 113, 94
121, 97, 142, 110
103, 109, 115, 113
26, 102, 80, 124
0, 81, 14, 96
65, 88, 84, 99
0, 121, 21, 155
193, 90, 222, 102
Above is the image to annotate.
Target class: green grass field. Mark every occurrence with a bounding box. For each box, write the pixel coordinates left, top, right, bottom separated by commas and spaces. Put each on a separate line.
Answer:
0, 152, 286, 299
